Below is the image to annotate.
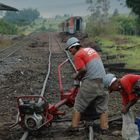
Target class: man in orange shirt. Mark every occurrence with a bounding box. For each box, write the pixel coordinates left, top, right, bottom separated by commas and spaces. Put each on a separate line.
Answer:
65, 37, 109, 135
103, 73, 140, 114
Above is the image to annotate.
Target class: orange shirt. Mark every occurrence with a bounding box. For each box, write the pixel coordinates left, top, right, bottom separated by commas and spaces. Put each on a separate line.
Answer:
120, 74, 140, 105
74, 48, 100, 70
73, 47, 105, 80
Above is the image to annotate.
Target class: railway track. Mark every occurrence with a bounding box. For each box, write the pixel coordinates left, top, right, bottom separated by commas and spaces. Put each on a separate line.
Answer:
0, 37, 32, 62
1, 31, 138, 140
16, 33, 124, 140
9, 32, 88, 140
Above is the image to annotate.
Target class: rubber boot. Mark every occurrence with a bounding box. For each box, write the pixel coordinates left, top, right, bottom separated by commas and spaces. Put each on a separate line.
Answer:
71, 111, 81, 127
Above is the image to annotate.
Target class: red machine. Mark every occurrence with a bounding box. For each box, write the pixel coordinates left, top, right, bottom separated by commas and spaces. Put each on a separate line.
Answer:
14, 59, 79, 131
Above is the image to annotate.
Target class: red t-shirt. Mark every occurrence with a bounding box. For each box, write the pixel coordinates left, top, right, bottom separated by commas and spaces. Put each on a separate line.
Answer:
120, 74, 140, 105
74, 48, 100, 70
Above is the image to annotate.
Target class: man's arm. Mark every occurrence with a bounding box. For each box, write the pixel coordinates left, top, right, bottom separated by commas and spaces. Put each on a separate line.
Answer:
122, 99, 138, 114
73, 67, 86, 80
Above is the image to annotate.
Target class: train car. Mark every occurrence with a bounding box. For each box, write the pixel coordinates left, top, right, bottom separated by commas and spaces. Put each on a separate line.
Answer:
60, 16, 83, 35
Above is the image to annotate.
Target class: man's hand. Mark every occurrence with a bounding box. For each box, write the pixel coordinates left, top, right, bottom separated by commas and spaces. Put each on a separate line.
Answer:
121, 99, 137, 114
71, 67, 86, 80
121, 106, 129, 114
71, 73, 78, 79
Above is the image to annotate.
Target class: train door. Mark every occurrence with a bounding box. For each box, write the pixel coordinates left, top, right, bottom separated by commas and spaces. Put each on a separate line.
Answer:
76, 19, 81, 31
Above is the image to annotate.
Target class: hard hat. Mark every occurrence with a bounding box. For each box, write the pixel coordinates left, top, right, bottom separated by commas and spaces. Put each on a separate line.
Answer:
66, 37, 80, 50
103, 73, 117, 88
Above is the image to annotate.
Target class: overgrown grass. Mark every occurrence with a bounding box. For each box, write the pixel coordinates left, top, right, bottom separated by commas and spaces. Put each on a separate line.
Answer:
124, 47, 140, 68
97, 35, 140, 69
126, 35, 140, 43
94, 36, 115, 46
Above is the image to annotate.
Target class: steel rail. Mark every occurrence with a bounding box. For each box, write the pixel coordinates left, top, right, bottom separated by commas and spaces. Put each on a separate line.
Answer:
0, 40, 23, 53
18, 33, 125, 140
19, 33, 79, 140
55, 37, 96, 140
65, 50, 77, 71
20, 131, 29, 140
38, 34, 52, 102
55, 37, 76, 72
89, 126, 94, 140
0, 38, 31, 61
55, 37, 95, 140
0, 46, 23, 61
20, 34, 52, 140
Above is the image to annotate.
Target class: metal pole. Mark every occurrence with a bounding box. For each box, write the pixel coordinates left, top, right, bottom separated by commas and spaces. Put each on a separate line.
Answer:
89, 126, 94, 140
20, 131, 29, 140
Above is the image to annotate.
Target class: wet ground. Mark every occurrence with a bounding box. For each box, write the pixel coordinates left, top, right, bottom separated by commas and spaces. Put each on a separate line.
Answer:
0, 32, 136, 140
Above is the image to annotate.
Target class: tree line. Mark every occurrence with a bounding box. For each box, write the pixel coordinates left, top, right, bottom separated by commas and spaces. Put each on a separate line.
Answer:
85, 0, 140, 36
0, 0, 140, 36
0, 8, 40, 34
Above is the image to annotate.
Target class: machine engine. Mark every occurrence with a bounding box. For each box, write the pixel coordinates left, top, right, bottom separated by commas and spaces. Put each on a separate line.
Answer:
17, 96, 48, 131
25, 113, 43, 130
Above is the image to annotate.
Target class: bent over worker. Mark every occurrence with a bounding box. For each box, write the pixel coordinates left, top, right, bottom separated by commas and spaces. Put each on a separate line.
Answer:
65, 37, 109, 135
103, 73, 140, 114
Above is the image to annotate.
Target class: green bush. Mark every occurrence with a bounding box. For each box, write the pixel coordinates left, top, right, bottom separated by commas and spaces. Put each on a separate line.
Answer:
0, 19, 18, 34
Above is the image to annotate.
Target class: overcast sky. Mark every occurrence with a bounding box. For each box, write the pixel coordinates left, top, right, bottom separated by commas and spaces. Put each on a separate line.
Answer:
0, 0, 130, 18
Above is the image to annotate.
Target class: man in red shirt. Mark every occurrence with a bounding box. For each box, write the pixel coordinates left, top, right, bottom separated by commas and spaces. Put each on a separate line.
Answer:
65, 37, 109, 135
103, 73, 140, 114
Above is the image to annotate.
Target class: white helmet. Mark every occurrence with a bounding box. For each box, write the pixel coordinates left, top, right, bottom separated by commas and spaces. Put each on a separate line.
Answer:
66, 37, 80, 50
103, 73, 117, 88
